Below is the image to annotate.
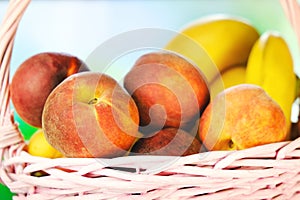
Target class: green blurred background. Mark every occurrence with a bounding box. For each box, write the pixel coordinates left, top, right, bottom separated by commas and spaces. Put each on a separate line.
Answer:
0, 0, 299, 198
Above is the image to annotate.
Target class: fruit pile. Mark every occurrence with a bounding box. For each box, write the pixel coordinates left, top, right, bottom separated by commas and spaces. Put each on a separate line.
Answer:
10, 15, 299, 159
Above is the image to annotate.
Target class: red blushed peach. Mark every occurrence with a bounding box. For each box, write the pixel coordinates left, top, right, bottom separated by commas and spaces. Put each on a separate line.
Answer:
124, 51, 210, 131
198, 84, 287, 151
10, 52, 89, 127
42, 72, 140, 158
131, 127, 201, 156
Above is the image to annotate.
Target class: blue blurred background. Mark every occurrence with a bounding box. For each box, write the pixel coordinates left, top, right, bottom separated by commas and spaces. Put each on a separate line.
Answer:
0, 0, 299, 199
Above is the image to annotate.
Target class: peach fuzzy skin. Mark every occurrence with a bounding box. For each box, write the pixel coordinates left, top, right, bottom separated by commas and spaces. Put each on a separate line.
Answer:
10, 52, 89, 127
42, 72, 140, 158
124, 52, 210, 129
131, 128, 201, 156
198, 84, 287, 150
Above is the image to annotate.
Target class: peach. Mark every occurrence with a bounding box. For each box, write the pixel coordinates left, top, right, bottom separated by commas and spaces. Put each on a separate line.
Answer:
131, 128, 201, 156
42, 72, 140, 158
124, 51, 210, 131
10, 52, 89, 127
198, 84, 287, 150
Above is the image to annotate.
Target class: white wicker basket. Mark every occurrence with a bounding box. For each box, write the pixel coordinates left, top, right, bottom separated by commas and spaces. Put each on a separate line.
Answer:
1, 0, 300, 199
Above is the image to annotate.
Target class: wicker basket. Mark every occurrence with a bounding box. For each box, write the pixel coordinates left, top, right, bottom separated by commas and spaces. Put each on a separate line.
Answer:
1, 0, 300, 199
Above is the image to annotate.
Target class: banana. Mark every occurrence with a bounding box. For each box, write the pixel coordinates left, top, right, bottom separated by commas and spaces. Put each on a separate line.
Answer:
245, 31, 297, 137
165, 14, 259, 83
221, 65, 246, 88
210, 65, 246, 99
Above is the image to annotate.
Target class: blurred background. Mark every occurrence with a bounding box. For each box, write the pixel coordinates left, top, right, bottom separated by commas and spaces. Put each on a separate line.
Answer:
0, 0, 299, 198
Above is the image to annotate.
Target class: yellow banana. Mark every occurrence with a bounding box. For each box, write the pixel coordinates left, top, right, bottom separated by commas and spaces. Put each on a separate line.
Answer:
245, 31, 297, 137
210, 65, 246, 99
165, 14, 259, 83
221, 66, 246, 88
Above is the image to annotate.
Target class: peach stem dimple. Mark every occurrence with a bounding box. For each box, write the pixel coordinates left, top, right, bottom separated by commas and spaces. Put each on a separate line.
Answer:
88, 98, 99, 105
228, 139, 235, 149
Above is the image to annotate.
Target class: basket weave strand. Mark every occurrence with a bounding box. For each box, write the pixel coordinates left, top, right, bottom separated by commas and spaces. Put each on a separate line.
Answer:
280, 0, 300, 48
0, 0, 31, 126
0, 0, 30, 162
0, 0, 300, 199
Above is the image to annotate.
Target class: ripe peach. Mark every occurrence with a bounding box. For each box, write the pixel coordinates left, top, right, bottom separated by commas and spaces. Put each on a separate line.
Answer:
10, 52, 89, 127
198, 84, 287, 150
42, 72, 140, 158
131, 128, 201, 156
124, 52, 210, 131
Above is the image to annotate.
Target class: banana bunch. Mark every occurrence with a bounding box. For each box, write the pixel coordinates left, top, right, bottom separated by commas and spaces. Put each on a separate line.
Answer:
165, 14, 259, 84
165, 14, 298, 138
209, 65, 246, 99
245, 31, 296, 136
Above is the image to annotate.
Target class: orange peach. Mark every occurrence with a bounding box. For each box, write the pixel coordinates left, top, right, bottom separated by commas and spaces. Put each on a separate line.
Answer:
42, 72, 140, 158
198, 84, 287, 150
124, 51, 210, 131
131, 128, 201, 156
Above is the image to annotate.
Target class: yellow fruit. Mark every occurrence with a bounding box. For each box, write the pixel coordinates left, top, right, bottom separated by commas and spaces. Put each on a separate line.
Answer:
245, 31, 297, 136
27, 129, 63, 158
209, 65, 246, 99
220, 66, 246, 88
165, 14, 259, 83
